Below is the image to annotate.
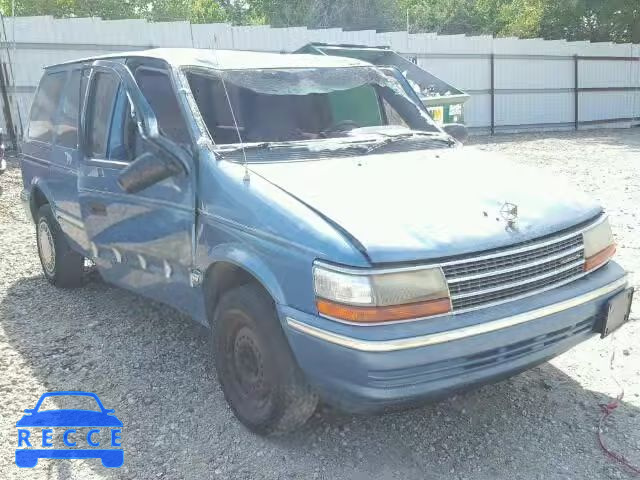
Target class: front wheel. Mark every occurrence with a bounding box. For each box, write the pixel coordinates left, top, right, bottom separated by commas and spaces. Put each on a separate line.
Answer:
36, 204, 84, 288
211, 283, 318, 435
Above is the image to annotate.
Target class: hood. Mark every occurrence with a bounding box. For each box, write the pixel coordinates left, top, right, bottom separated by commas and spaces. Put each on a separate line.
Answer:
249, 147, 601, 264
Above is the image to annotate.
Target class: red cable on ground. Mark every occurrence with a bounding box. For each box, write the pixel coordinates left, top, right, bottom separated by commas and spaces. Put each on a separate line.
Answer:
596, 337, 640, 476
597, 395, 640, 476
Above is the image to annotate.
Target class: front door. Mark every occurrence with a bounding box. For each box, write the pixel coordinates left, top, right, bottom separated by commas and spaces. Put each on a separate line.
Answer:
77, 61, 197, 315
49, 68, 89, 251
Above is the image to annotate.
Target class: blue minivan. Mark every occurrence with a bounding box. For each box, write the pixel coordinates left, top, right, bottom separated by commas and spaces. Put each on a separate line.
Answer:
20, 48, 633, 434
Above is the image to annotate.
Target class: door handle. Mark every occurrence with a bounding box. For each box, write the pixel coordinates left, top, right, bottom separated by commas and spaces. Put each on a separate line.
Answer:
89, 202, 107, 216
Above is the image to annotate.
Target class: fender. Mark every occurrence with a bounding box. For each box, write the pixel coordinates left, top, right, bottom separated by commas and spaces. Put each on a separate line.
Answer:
28, 177, 55, 219
198, 242, 287, 307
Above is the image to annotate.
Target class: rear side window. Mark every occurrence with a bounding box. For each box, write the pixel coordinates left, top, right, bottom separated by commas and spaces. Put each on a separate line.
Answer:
85, 72, 120, 158
56, 70, 82, 149
135, 68, 189, 145
28, 72, 66, 143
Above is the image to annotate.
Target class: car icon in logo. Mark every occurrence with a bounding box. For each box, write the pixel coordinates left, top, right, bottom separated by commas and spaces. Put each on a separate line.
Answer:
16, 391, 123, 468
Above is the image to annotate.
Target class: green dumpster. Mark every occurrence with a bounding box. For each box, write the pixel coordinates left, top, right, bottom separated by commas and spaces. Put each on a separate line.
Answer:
294, 43, 470, 125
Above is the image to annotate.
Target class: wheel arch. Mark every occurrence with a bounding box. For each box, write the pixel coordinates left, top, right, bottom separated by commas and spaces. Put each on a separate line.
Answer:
202, 249, 287, 326
29, 181, 53, 221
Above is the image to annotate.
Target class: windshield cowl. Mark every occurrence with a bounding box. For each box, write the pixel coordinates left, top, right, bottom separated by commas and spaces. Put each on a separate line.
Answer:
213, 130, 454, 162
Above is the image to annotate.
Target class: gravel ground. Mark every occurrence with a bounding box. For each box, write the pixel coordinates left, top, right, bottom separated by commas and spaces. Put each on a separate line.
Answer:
0, 129, 639, 480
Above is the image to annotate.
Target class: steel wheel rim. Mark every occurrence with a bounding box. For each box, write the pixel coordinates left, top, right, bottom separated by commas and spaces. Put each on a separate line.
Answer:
38, 219, 56, 275
232, 326, 266, 398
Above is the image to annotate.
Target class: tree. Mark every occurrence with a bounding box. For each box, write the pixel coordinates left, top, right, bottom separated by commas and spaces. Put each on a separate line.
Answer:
190, 0, 228, 23
250, 0, 401, 30
0, 0, 230, 23
400, 0, 483, 34
1, 0, 138, 18
0, 0, 637, 43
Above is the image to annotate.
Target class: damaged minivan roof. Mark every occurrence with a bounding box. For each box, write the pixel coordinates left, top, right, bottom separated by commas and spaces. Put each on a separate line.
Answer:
47, 47, 371, 70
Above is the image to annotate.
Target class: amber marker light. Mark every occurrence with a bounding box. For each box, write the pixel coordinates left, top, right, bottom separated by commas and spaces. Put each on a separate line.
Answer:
582, 217, 616, 272
316, 297, 451, 323
584, 244, 616, 271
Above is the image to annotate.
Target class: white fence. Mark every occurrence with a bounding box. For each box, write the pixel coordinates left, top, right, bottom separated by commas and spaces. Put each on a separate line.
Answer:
2, 15, 639, 140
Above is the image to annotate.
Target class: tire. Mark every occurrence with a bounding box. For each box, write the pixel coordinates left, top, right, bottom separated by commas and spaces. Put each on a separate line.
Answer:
36, 204, 84, 288
212, 283, 318, 435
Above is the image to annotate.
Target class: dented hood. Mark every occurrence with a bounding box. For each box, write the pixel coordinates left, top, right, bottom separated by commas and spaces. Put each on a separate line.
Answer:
249, 147, 601, 263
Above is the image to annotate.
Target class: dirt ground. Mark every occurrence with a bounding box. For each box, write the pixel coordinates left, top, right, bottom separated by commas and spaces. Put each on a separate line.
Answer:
0, 129, 638, 479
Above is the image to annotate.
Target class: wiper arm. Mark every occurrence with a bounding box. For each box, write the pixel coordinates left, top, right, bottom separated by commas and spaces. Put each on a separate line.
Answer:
365, 131, 453, 154
215, 139, 371, 158
214, 132, 448, 159
215, 142, 274, 158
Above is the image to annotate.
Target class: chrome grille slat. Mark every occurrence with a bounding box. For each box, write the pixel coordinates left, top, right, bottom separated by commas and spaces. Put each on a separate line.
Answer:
444, 235, 582, 278
448, 251, 584, 295
443, 228, 588, 311
450, 260, 584, 300
452, 265, 584, 310
447, 244, 584, 284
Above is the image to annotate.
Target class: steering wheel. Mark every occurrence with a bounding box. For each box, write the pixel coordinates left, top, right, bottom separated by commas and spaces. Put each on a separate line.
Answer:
320, 120, 360, 138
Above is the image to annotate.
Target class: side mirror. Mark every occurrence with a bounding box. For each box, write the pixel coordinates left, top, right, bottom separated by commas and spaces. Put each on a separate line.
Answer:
442, 123, 469, 143
117, 152, 183, 194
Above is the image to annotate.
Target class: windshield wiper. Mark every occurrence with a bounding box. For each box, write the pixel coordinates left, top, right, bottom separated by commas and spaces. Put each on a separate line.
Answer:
215, 139, 371, 158
215, 131, 450, 159
365, 131, 453, 154
214, 142, 280, 159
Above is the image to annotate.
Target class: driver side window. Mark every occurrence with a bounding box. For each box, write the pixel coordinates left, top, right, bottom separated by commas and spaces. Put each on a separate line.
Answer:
107, 87, 138, 162
108, 67, 190, 162
85, 71, 120, 158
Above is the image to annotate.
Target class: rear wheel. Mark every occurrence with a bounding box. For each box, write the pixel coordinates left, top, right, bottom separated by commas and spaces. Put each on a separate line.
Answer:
36, 204, 84, 288
212, 283, 318, 435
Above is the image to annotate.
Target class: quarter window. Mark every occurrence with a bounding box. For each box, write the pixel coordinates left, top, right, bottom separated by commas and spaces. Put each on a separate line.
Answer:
28, 72, 66, 143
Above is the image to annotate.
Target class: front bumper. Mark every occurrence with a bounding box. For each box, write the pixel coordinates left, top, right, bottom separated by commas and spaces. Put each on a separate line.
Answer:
281, 261, 628, 413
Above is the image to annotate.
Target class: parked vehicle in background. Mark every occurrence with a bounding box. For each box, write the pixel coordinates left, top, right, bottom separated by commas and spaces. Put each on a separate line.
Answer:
20, 48, 633, 435
294, 43, 470, 126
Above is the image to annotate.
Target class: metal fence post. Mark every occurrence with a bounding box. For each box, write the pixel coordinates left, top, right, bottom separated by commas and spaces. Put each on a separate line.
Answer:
574, 54, 579, 130
490, 53, 495, 135
0, 61, 16, 150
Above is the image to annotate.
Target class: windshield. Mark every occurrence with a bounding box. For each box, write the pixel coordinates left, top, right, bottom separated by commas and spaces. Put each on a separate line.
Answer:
185, 66, 439, 146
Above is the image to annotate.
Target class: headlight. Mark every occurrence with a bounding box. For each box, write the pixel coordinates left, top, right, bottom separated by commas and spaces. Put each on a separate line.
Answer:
582, 217, 615, 271
313, 262, 450, 323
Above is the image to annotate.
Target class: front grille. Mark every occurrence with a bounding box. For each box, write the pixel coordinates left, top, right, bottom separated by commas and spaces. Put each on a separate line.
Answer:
442, 228, 587, 311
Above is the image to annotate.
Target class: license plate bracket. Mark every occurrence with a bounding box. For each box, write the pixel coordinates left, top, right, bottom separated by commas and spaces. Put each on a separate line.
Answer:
599, 287, 634, 338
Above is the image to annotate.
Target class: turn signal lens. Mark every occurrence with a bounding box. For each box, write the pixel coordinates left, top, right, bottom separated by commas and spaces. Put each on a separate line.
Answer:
582, 217, 615, 271
316, 298, 451, 323
584, 244, 616, 271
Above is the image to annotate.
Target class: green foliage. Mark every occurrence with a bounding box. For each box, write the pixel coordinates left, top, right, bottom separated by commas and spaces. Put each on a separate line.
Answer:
400, 0, 638, 42
2, 0, 138, 19
0, 0, 637, 43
